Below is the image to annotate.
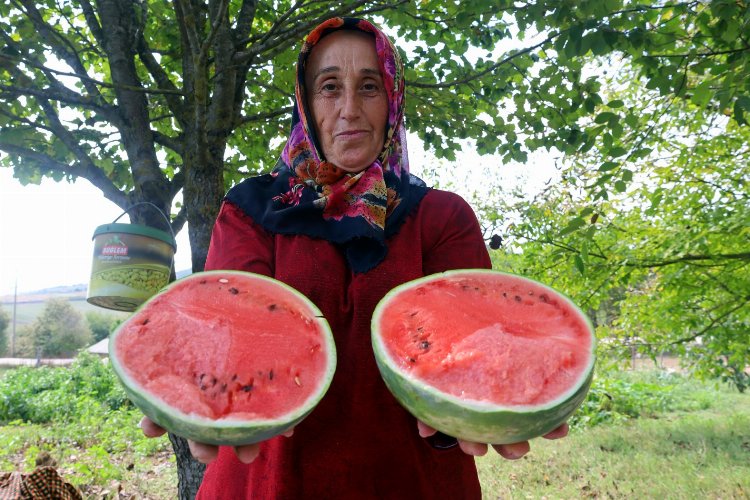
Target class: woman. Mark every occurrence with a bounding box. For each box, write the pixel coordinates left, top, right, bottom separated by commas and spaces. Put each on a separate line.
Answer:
143, 17, 566, 498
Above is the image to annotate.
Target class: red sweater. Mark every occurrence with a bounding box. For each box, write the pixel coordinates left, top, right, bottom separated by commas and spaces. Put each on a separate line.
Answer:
197, 189, 492, 499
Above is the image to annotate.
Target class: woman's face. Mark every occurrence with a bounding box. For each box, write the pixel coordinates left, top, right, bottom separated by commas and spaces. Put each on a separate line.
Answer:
305, 30, 388, 173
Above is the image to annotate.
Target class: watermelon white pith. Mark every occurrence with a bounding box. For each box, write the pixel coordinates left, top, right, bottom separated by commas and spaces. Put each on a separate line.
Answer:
109, 271, 336, 445
371, 270, 595, 444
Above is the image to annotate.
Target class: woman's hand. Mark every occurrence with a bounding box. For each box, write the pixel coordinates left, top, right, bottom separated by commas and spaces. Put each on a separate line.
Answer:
139, 416, 292, 464
417, 420, 569, 459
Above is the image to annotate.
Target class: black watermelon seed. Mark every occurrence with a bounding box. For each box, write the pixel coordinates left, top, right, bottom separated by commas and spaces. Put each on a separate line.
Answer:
229, 287, 239, 295
408, 357, 416, 363
200, 279, 207, 284
514, 295, 522, 302
269, 370, 274, 380
420, 341, 431, 350
231, 374, 238, 381
268, 304, 277, 311
242, 384, 253, 392
141, 318, 150, 325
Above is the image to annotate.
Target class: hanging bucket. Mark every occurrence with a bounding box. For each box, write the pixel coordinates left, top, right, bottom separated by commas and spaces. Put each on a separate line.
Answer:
87, 202, 176, 312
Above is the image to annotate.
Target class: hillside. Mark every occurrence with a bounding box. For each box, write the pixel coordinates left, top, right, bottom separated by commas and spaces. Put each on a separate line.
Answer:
0, 269, 191, 326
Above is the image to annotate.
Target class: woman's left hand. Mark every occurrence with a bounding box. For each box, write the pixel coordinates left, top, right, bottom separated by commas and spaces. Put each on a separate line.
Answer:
139, 416, 291, 464
417, 420, 569, 459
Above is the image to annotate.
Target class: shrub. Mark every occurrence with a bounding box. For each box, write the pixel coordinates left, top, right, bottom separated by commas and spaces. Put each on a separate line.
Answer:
0, 352, 129, 424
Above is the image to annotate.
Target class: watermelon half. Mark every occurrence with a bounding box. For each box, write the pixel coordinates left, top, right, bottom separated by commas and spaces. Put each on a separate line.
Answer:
109, 271, 336, 445
372, 270, 595, 444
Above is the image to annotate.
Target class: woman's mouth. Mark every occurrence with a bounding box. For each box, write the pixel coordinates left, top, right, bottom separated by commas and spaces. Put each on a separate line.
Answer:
336, 130, 368, 139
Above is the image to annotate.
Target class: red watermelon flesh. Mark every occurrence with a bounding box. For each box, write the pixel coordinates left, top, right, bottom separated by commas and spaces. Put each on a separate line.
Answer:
378, 273, 591, 407
114, 273, 330, 422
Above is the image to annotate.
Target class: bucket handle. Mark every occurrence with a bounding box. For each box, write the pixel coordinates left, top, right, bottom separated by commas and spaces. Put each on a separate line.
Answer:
113, 201, 177, 242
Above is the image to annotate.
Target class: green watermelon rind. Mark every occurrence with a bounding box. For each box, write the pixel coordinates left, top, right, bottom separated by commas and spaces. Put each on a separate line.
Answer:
109, 270, 336, 446
371, 269, 596, 445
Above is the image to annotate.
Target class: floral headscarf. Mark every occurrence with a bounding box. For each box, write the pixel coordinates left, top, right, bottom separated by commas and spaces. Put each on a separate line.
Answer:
225, 17, 427, 273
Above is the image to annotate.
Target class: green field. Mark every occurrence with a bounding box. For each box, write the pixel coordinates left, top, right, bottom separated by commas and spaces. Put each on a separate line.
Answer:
0, 297, 129, 327
476, 388, 750, 498
0, 360, 747, 499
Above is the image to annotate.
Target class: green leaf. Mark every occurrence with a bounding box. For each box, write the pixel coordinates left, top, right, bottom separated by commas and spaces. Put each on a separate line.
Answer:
595, 111, 618, 124
598, 161, 619, 172
574, 254, 585, 274
733, 95, 750, 125
560, 217, 586, 236
690, 81, 713, 107
580, 240, 589, 264
614, 180, 627, 192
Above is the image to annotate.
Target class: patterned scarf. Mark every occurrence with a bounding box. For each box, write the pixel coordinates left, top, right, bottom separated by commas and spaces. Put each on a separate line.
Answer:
225, 17, 427, 273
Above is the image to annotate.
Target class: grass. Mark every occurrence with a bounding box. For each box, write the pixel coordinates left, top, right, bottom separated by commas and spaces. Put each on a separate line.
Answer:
0, 410, 176, 498
477, 373, 750, 499
0, 365, 747, 499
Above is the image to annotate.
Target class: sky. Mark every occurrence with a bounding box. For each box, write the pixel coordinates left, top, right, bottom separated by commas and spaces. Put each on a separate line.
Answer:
0, 140, 558, 297
0, 168, 191, 296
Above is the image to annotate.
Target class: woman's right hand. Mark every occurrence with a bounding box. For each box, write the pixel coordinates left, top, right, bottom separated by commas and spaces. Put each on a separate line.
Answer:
139, 416, 285, 464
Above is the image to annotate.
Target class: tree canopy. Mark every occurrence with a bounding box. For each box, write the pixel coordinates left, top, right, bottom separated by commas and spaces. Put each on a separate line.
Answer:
474, 0, 750, 390
21, 298, 93, 358
1, 0, 566, 270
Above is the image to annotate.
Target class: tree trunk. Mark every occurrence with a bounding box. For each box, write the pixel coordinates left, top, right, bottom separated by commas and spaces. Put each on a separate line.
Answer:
169, 434, 206, 500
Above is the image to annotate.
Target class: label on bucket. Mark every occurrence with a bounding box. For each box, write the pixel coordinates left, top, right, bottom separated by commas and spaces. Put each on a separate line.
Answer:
87, 231, 173, 312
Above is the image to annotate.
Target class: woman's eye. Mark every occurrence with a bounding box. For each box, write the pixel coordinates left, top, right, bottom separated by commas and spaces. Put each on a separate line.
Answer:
321, 83, 337, 92
362, 82, 380, 92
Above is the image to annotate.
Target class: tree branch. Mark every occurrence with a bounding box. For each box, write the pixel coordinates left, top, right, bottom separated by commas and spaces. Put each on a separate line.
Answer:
174, 0, 202, 57
16, 0, 108, 105
171, 203, 188, 234
232, 0, 258, 45
636, 252, 750, 268
0, 141, 128, 208
136, 39, 187, 127
152, 130, 184, 155
198, 0, 230, 66
0, 53, 184, 96
667, 296, 750, 346
408, 34, 557, 89
234, 0, 393, 64
643, 45, 750, 59
237, 105, 293, 126
78, 0, 106, 49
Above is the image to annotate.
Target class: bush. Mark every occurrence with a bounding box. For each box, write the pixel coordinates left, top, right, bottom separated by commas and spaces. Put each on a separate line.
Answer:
0, 352, 129, 424
86, 311, 123, 343
569, 369, 709, 429
27, 298, 93, 357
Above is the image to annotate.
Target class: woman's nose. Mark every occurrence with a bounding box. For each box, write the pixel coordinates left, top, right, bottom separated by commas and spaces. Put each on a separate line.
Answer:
339, 88, 361, 119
